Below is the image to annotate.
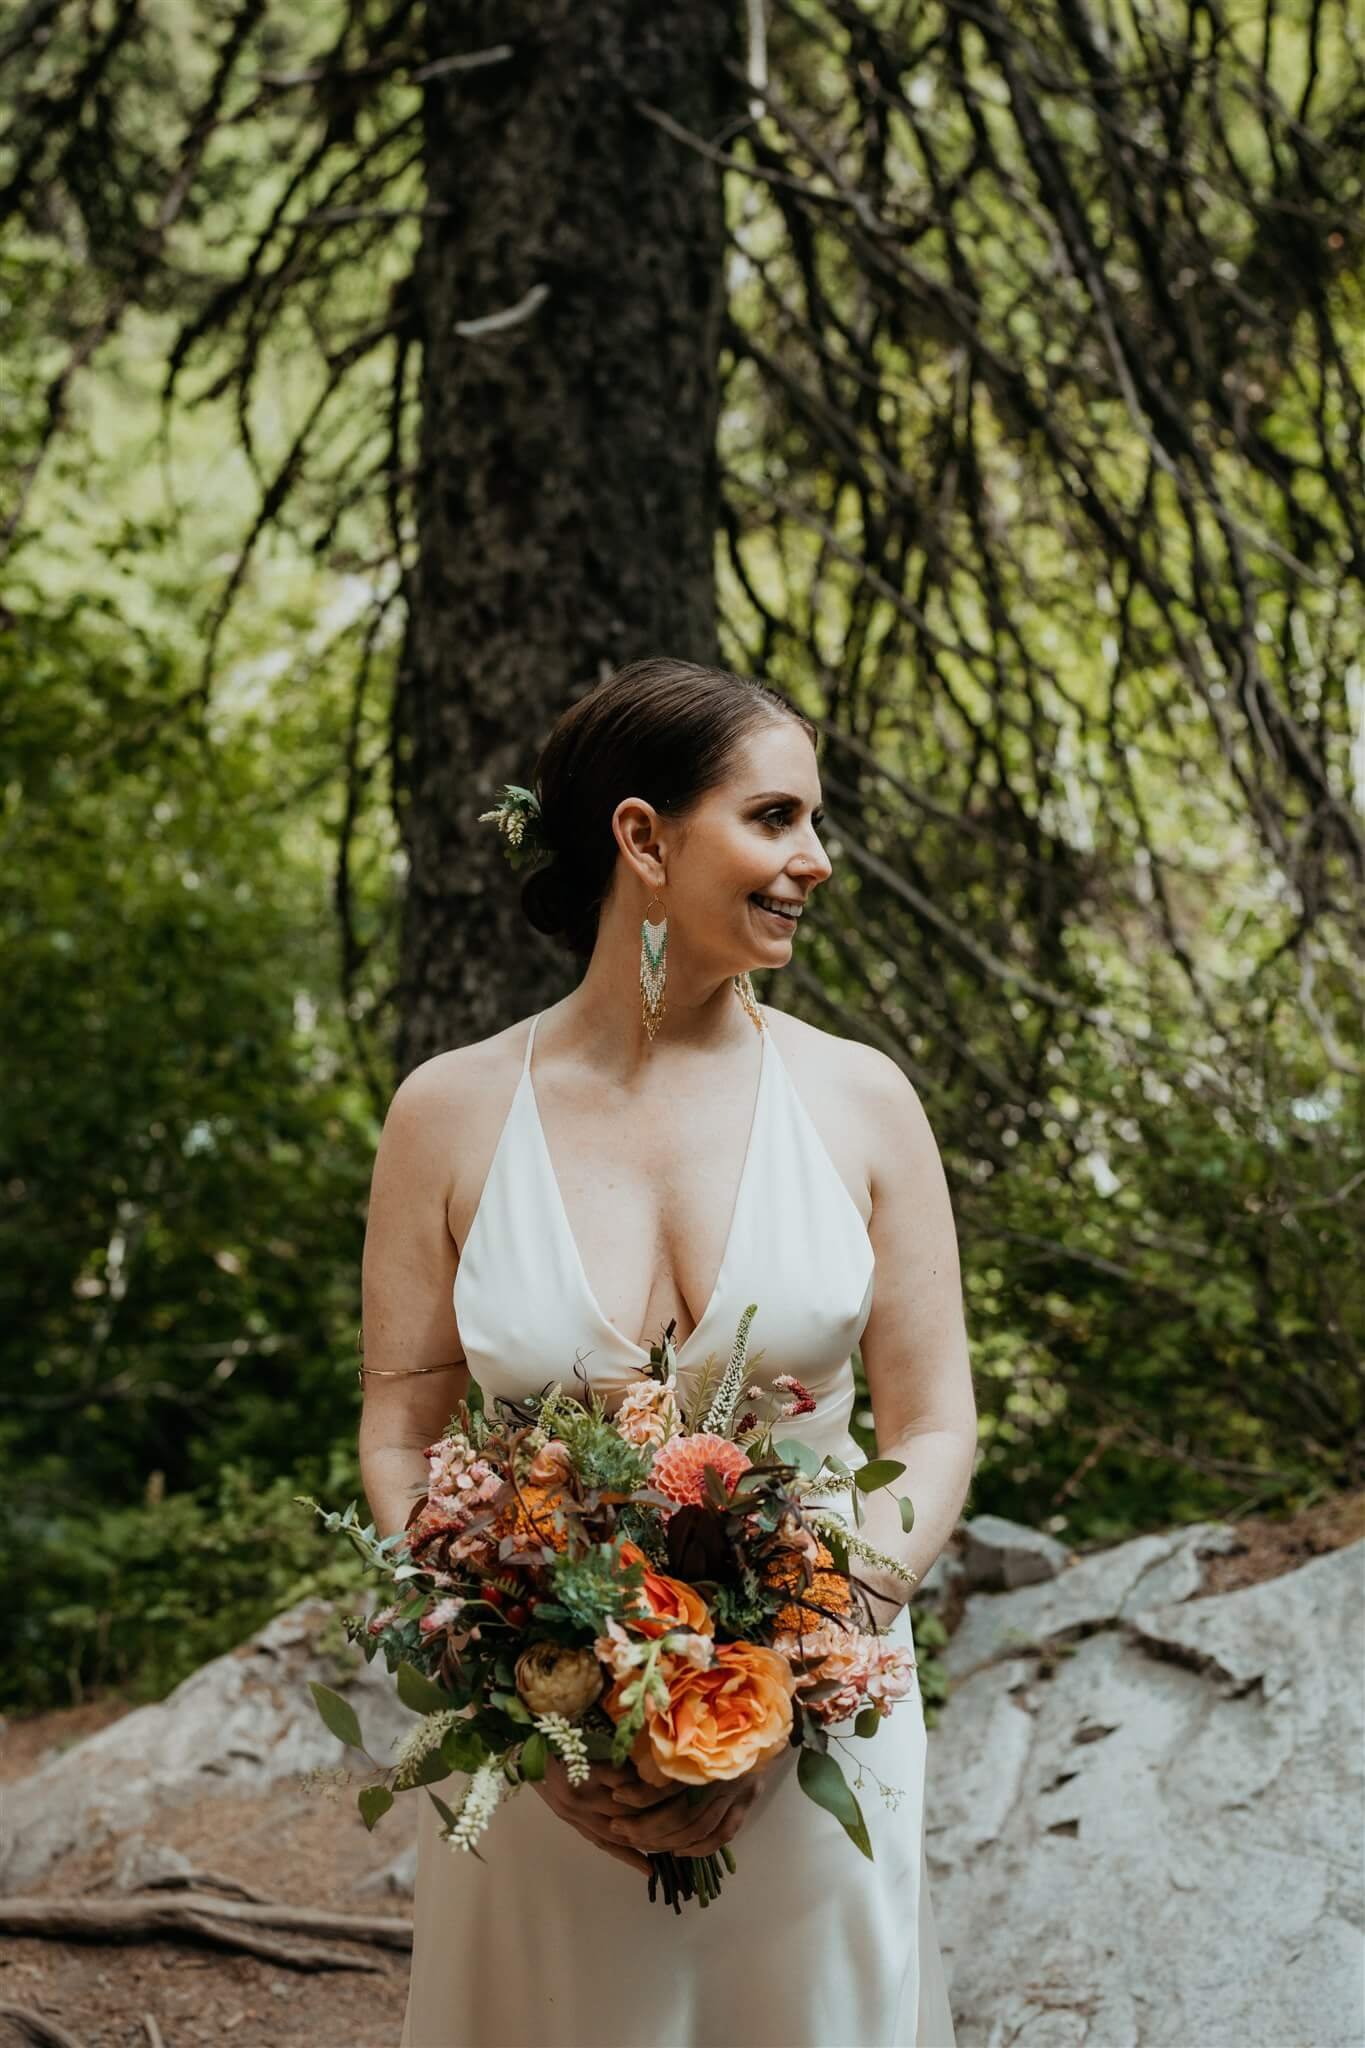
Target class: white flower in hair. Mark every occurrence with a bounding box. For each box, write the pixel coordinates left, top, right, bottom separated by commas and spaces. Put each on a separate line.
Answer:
477, 783, 547, 869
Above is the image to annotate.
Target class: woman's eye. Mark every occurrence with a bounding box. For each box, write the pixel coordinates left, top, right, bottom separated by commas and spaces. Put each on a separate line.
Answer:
761, 808, 825, 830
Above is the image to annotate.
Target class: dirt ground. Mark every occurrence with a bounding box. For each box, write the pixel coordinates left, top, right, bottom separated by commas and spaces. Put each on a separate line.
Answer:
0, 1745, 412, 2048
3, 1490, 1361, 2048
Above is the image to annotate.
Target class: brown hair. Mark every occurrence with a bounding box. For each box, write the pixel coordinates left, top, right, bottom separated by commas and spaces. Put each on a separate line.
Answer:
520, 656, 819, 961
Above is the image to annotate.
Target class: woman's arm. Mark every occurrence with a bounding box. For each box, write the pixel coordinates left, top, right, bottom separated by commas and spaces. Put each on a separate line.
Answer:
358, 1052, 671, 1872
845, 1046, 979, 1616
358, 1060, 472, 1539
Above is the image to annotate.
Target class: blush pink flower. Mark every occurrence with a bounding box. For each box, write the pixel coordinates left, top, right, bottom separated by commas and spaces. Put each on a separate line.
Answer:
649, 1432, 752, 1508
866, 1641, 918, 1706
772, 1617, 882, 1726
419, 1597, 467, 1636
612, 1379, 684, 1451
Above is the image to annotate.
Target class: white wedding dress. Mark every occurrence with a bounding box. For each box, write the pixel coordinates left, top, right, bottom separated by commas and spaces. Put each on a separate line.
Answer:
400, 1009, 957, 2047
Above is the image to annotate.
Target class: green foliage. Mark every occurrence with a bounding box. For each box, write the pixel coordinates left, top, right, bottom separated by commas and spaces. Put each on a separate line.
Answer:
533, 1390, 654, 1494
1, 1456, 368, 1710
309, 1680, 367, 1755
518, 1730, 548, 1782
797, 1747, 872, 1860
358, 1784, 395, 1829
544, 1540, 640, 1635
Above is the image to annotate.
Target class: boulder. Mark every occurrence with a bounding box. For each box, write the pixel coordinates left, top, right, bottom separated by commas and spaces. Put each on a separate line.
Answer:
926, 1532, 1365, 2048
958, 1513, 1071, 1592
0, 1599, 417, 1896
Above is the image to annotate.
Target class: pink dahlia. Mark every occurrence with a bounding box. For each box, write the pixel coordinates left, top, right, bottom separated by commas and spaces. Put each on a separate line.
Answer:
650, 1431, 752, 1508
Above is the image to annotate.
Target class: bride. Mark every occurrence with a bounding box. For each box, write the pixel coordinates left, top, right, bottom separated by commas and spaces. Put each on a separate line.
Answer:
358, 656, 976, 2047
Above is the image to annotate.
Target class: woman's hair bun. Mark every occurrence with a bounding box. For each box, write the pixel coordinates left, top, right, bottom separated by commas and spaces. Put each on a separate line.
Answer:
520, 855, 573, 937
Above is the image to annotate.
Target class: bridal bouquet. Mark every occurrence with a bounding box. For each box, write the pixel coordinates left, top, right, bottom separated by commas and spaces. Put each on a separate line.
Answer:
304, 1303, 920, 1912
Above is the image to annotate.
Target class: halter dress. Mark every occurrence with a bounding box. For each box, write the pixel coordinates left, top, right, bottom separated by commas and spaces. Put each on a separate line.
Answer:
400, 1008, 957, 2048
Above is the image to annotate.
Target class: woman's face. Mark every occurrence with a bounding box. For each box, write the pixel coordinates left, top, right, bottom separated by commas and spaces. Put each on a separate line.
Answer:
664, 720, 833, 971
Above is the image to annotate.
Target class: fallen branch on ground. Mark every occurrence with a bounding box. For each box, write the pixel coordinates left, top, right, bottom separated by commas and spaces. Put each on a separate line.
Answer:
93, 1868, 273, 1905
0, 1893, 413, 1972
0, 2003, 87, 2048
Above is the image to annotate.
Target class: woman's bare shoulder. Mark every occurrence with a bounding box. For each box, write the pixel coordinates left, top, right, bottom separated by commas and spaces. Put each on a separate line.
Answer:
377, 1016, 533, 1198
759, 1002, 893, 1091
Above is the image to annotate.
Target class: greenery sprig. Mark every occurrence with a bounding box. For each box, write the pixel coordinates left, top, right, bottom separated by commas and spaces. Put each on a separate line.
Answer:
477, 783, 548, 871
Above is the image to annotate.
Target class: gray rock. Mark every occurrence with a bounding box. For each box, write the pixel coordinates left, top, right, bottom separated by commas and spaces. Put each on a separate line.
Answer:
352, 1838, 418, 1899
916, 1547, 968, 1608
0, 1599, 418, 1895
110, 1833, 194, 1892
943, 1521, 1241, 1681
958, 1514, 1071, 1592
927, 1534, 1365, 2047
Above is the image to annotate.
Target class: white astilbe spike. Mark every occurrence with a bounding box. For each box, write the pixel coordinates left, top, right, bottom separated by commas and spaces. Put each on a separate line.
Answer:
392, 1709, 462, 1790
444, 1758, 504, 1852
701, 1303, 759, 1436
534, 1711, 590, 1786
806, 1513, 921, 1587
795, 1468, 857, 1499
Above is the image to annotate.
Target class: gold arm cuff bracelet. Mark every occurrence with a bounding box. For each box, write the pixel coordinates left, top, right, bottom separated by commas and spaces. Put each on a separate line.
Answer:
356, 1360, 465, 1386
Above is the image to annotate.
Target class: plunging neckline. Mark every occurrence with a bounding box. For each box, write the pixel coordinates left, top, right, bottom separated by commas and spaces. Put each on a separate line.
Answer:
522, 1009, 768, 1372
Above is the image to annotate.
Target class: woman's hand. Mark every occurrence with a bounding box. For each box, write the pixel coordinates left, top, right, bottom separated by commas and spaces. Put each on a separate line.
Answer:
604, 1741, 800, 1860
529, 1752, 681, 1875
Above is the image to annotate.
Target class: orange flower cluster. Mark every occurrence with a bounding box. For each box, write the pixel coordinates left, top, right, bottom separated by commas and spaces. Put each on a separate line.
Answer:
493, 1478, 573, 1554
761, 1538, 852, 1635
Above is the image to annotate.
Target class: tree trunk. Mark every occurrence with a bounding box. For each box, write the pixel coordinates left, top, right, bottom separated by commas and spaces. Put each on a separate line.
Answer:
395, 1, 740, 1070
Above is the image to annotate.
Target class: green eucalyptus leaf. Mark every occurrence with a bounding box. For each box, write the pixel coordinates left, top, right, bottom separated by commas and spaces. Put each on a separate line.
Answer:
427, 1790, 459, 1831
773, 1438, 822, 1477
442, 1727, 489, 1774
358, 1784, 394, 1830
797, 1748, 873, 1860
408, 1744, 455, 1787
397, 1662, 451, 1715
854, 1458, 906, 1492
897, 1493, 916, 1532
308, 1681, 365, 1754
519, 1731, 548, 1781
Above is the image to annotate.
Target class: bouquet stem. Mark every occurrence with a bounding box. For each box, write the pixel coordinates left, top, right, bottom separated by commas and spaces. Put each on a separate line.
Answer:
646, 1849, 735, 1912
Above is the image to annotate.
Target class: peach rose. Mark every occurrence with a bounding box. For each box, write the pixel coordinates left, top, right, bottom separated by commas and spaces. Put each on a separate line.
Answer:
604, 1640, 796, 1786
617, 1540, 715, 1641
527, 1438, 574, 1485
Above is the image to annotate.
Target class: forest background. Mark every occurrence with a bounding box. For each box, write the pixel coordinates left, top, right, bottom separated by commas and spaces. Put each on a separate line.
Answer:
2, 0, 1361, 1715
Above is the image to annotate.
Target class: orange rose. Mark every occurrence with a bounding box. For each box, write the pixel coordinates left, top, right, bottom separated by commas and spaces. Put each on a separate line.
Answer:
604, 1641, 796, 1786
617, 1540, 714, 1640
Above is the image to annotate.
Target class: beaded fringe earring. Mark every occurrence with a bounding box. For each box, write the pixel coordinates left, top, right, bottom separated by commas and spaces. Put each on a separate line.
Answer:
640, 895, 668, 1040
640, 897, 766, 1041
733, 971, 765, 1034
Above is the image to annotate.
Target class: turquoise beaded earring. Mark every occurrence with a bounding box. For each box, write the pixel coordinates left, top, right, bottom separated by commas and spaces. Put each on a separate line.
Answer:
640, 894, 668, 1040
